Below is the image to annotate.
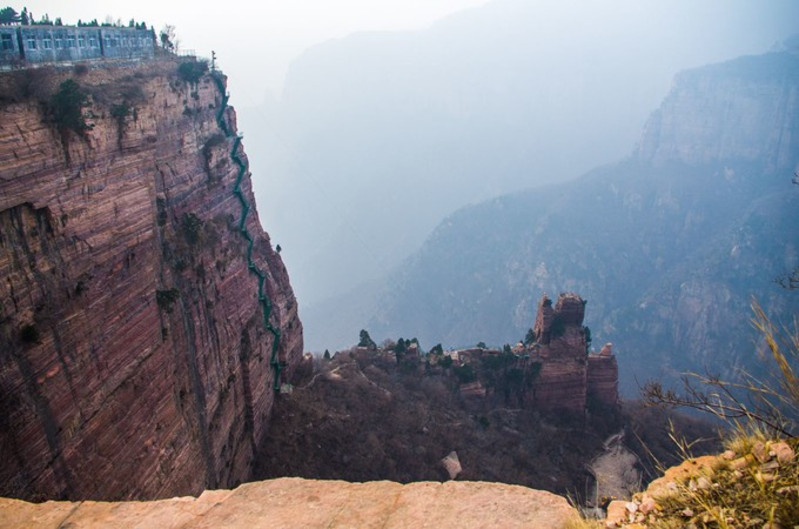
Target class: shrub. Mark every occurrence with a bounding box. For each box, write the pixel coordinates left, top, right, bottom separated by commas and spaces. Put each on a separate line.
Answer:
19, 324, 40, 344
156, 288, 180, 313
49, 79, 92, 137
182, 213, 204, 245
357, 329, 376, 349
110, 102, 130, 124
453, 364, 476, 384
524, 327, 536, 346
177, 59, 209, 85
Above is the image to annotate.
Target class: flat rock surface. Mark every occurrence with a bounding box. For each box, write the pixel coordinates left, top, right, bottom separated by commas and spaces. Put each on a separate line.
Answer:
0, 478, 577, 529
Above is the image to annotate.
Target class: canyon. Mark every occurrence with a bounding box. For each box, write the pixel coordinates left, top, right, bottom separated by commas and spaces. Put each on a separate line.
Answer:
350, 44, 799, 395
0, 57, 303, 501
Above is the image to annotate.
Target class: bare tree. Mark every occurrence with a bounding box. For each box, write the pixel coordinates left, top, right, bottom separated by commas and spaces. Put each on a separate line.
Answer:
644, 299, 798, 438
159, 24, 178, 53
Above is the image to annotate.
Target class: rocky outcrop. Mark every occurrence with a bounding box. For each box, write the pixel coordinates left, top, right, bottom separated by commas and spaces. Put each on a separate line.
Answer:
604, 438, 798, 528
525, 293, 617, 411
0, 59, 302, 501
587, 354, 619, 407
448, 293, 618, 413
0, 477, 578, 529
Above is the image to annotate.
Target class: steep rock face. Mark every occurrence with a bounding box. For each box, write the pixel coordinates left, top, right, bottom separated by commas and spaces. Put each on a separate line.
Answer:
587, 355, 619, 407
637, 51, 799, 168
524, 293, 616, 411
0, 478, 578, 529
0, 59, 302, 501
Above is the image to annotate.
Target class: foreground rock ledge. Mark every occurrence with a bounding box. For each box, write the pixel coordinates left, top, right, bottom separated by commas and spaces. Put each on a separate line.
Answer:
0, 477, 577, 529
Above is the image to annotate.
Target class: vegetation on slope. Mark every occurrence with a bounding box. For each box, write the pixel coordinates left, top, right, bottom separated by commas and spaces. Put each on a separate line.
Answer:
255, 347, 717, 503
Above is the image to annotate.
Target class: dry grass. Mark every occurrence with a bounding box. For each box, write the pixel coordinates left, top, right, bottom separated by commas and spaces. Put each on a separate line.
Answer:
649, 432, 798, 528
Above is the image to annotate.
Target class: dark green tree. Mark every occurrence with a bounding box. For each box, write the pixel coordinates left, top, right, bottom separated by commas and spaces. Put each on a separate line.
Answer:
0, 7, 20, 24
323, 349, 331, 360
20, 7, 28, 25
49, 79, 92, 137
583, 326, 592, 354
523, 328, 536, 346
476, 341, 487, 349
177, 59, 208, 85
358, 329, 376, 349
159, 24, 176, 52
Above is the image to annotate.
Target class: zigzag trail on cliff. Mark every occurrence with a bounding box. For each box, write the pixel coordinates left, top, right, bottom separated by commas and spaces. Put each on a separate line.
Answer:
209, 70, 283, 391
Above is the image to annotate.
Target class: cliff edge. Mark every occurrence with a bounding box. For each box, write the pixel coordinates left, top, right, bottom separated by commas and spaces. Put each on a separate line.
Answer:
0, 58, 303, 501
0, 477, 577, 529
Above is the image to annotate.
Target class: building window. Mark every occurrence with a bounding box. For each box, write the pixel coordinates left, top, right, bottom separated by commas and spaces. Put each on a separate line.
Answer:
26, 37, 36, 49
89, 36, 96, 47
1, 34, 13, 51
67, 35, 76, 48
78, 36, 85, 47
42, 36, 52, 49
54, 38, 62, 49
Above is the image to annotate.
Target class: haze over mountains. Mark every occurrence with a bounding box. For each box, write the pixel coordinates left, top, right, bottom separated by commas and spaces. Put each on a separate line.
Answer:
240, 0, 799, 318
312, 44, 799, 397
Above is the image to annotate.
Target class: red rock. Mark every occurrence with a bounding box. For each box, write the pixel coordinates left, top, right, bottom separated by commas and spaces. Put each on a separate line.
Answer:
588, 354, 619, 406
0, 59, 302, 501
526, 293, 618, 412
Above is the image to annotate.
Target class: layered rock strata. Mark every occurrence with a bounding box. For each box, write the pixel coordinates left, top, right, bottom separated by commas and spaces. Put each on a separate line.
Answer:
0, 59, 302, 500
451, 293, 618, 413
0, 477, 578, 529
525, 293, 617, 411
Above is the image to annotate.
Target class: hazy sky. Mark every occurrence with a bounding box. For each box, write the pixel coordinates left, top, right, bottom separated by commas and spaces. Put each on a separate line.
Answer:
20, 0, 489, 102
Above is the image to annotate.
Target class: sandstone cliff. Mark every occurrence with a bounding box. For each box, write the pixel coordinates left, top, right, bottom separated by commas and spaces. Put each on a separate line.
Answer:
0, 58, 303, 501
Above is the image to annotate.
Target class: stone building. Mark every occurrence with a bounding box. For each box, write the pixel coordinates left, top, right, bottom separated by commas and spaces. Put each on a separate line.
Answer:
0, 25, 155, 67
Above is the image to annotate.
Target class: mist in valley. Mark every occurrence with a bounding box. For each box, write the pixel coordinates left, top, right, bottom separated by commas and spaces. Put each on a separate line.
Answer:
234, 0, 799, 352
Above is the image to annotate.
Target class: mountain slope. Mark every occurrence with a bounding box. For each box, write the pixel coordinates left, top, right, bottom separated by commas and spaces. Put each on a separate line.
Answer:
241, 0, 799, 310
354, 49, 799, 394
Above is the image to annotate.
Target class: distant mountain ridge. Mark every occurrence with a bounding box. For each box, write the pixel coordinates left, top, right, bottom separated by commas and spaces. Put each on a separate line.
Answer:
241, 0, 799, 310
321, 48, 799, 395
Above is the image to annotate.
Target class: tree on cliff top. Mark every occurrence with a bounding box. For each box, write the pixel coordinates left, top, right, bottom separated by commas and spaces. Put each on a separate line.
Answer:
0, 7, 20, 24
159, 24, 177, 53
358, 329, 376, 350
